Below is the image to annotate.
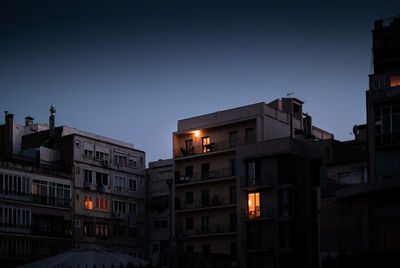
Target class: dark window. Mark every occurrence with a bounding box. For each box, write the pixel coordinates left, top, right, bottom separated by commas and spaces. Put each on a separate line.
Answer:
160, 220, 168, 228
279, 223, 296, 248
185, 166, 193, 179
185, 192, 193, 204
247, 161, 256, 184
230, 213, 237, 232
83, 222, 94, 236
201, 163, 210, 180
185, 139, 193, 153
245, 128, 255, 142
96, 172, 108, 186
153, 221, 160, 229
229, 159, 237, 176
201, 189, 210, 207
185, 217, 194, 230
230, 242, 237, 257
84, 170, 92, 183
229, 131, 238, 147
201, 216, 210, 233
229, 185, 236, 204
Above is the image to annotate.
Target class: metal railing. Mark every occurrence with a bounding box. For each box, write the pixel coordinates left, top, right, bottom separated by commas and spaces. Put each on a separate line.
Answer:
176, 195, 235, 211
242, 235, 274, 251
0, 191, 71, 208
191, 223, 236, 236
240, 176, 273, 188
241, 205, 274, 220
175, 168, 235, 185
174, 137, 256, 158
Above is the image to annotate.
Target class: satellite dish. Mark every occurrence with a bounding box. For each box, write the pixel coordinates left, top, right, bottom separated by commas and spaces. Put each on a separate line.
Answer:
353, 125, 359, 136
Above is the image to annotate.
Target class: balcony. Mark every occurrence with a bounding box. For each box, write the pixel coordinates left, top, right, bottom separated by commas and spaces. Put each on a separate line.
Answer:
188, 223, 237, 238
175, 168, 235, 186
241, 205, 274, 221
240, 176, 273, 189
0, 191, 71, 208
242, 235, 274, 252
174, 137, 255, 158
175, 195, 235, 213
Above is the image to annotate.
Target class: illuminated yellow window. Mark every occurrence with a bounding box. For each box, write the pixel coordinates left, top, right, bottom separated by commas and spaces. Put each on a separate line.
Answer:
248, 192, 260, 219
390, 76, 400, 87
202, 136, 210, 153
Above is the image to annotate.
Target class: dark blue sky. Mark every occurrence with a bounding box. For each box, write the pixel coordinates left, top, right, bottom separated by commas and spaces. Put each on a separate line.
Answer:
1, 0, 399, 164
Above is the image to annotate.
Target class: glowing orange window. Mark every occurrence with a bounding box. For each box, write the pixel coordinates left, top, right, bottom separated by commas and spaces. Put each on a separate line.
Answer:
248, 192, 260, 219
96, 198, 100, 209
202, 136, 210, 153
105, 200, 109, 211
100, 199, 104, 210
390, 76, 400, 87
88, 197, 93, 210
84, 196, 88, 208
84, 225, 87, 236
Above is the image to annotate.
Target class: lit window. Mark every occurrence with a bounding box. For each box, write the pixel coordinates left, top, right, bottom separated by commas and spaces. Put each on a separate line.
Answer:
202, 136, 210, 153
247, 192, 260, 218
390, 75, 400, 87
84, 196, 93, 210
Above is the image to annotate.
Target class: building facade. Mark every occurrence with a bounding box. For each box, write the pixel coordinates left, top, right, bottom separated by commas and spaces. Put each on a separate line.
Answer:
146, 158, 174, 267
172, 98, 332, 268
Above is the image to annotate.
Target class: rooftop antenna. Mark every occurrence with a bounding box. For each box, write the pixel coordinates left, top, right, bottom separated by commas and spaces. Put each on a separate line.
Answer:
286, 91, 294, 97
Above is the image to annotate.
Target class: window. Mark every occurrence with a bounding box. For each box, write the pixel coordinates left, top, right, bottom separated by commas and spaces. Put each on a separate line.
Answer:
153, 221, 160, 229
185, 217, 194, 230
75, 140, 80, 147
390, 75, 400, 87
201, 189, 210, 207
247, 161, 256, 184
160, 220, 168, 228
83, 222, 94, 236
95, 151, 109, 161
84, 170, 93, 184
375, 104, 400, 145
95, 223, 109, 237
96, 172, 108, 186
185, 166, 193, 179
201, 216, 210, 233
84, 150, 93, 158
84, 196, 93, 210
245, 128, 255, 142
114, 155, 127, 166
129, 203, 136, 215
114, 176, 127, 190
201, 163, 210, 180
152, 243, 160, 253
229, 185, 236, 204
229, 159, 237, 176
201, 136, 211, 153
185, 192, 193, 204
94, 198, 108, 211
248, 192, 260, 218
158, 170, 172, 180
128, 179, 137, 191
229, 131, 238, 147
185, 139, 193, 153
279, 189, 294, 217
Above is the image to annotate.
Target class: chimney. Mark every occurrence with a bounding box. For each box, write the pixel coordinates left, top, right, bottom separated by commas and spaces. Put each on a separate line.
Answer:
49, 105, 56, 141
4, 112, 14, 155
25, 116, 34, 126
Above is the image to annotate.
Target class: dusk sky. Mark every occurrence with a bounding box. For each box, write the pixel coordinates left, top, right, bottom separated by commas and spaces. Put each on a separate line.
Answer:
1, 0, 400, 164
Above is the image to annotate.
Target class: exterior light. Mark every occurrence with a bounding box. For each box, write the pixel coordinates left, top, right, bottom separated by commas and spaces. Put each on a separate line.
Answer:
194, 130, 200, 137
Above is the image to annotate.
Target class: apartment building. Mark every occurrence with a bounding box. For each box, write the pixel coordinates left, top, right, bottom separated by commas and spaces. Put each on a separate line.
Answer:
146, 158, 173, 266
0, 107, 147, 264
0, 113, 73, 267
172, 98, 332, 268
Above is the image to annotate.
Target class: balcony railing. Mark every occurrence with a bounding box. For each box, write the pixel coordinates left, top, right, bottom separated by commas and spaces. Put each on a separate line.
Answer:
241, 205, 274, 220
190, 223, 236, 237
175, 168, 235, 185
174, 137, 256, 158
242, 235, 274, 251
175, 195, 235, 211
240, 176, 273, 188
0, 191, 71, 208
